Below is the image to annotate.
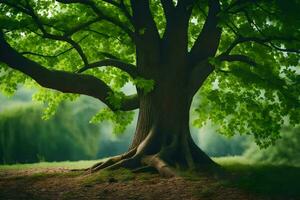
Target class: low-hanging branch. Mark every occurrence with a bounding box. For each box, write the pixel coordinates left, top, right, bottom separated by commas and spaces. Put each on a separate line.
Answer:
77, 59, 139, 78
0, 32, 139, 111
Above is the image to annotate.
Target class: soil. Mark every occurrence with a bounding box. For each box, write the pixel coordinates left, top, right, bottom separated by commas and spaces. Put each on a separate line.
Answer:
0, 168, 283, 200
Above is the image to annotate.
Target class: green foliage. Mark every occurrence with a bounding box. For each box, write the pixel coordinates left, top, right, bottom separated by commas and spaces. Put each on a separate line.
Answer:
244, 126, 300, 166
133, 77, 155, 94
190, 0, 300, 147
0, 88, 136, 163
218, 158, 300, 198
0, 102, 101, 164
90, 107, 134, 134
32, 88, 79, 120
0, 0, 299, 148
194, 68, 299, 147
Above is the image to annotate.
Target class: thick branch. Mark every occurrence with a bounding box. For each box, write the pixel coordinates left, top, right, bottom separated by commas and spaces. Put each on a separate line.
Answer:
160, 0, 175, 21
130, 0, 160, 41
130, 0, 160, 73
189, 0, 221, 66
188, 60, 214, 97
77, 59, 138, 78
0, 32, 139, 111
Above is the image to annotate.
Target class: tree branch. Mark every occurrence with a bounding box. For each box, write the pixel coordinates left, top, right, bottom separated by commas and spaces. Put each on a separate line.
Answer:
77, 59, 138, 78
56, 0, 134, 40
130, 0, 160, 40
189, 0, 222, 66
0, 32, 139, 111
188, 60, 214, 97
223, 36, 300, 55
20, 35, 89, 58
1, 1, 91, 66
84, 29, 123, 43
160, 0, 175, 21
102, 0, 133, 23
217, 54, 258, 66
63, 17, 102, 37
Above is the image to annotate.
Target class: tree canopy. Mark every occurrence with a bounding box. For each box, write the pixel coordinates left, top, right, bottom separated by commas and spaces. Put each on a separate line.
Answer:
0, 0, 299, 148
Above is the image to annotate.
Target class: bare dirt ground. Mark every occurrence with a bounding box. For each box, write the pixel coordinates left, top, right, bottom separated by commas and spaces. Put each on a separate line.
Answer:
0, 168, 293, 200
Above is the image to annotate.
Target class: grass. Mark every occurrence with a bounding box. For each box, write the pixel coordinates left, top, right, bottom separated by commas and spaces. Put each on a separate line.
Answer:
1, 156, 300, 199
0, 156, 247, 171
215, 156, 300, 198
0, 159, 103, 170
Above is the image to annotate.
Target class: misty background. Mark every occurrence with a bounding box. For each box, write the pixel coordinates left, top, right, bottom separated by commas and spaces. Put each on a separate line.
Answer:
0, 88, 299, 166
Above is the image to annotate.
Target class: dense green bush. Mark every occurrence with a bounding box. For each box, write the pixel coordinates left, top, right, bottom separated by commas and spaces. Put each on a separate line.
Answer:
244, 126, 300, 166
0, 102, 102, 164
0, 88, 135, 164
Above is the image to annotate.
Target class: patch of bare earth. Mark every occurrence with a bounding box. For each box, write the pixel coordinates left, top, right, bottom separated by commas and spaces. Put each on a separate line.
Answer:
0, 168, 269, 200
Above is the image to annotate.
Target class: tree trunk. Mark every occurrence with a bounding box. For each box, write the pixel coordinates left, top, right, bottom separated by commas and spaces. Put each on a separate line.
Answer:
88, 8, 219, 175
130, 81, 216, 170
89, 75, 217, 177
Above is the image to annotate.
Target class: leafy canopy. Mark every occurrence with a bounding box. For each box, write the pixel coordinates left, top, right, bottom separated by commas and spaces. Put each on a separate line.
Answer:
0, 0, 299, 147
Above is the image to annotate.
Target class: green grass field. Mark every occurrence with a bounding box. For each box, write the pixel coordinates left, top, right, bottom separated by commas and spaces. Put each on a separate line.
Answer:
215, 157, 300, 198
0, 159, 103, 170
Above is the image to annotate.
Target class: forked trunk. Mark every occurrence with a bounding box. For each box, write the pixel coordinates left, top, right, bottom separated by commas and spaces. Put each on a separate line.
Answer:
89, 9, 219, 174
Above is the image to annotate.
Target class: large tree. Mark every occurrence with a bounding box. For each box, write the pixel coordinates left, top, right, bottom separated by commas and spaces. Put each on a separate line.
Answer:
0, 0, 299, 177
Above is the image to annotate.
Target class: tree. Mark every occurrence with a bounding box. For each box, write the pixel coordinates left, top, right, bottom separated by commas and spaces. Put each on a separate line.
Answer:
0, 0, 299, 177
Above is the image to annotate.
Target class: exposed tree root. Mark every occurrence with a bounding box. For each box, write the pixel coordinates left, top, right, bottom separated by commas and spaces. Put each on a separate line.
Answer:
142, 155, 176, 177
83, 129, 221, 178
84, 151, 218, 178
88, 147, 138, 172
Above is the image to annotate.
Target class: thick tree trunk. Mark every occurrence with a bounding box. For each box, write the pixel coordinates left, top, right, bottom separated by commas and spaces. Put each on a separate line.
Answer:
88, 5, 220, 175
89, 79, 218, 177
130, 83, 216, 169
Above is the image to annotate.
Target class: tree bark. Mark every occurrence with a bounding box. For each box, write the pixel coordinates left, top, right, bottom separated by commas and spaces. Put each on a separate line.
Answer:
87, 69, 218, 177
129, 79, 216, 173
